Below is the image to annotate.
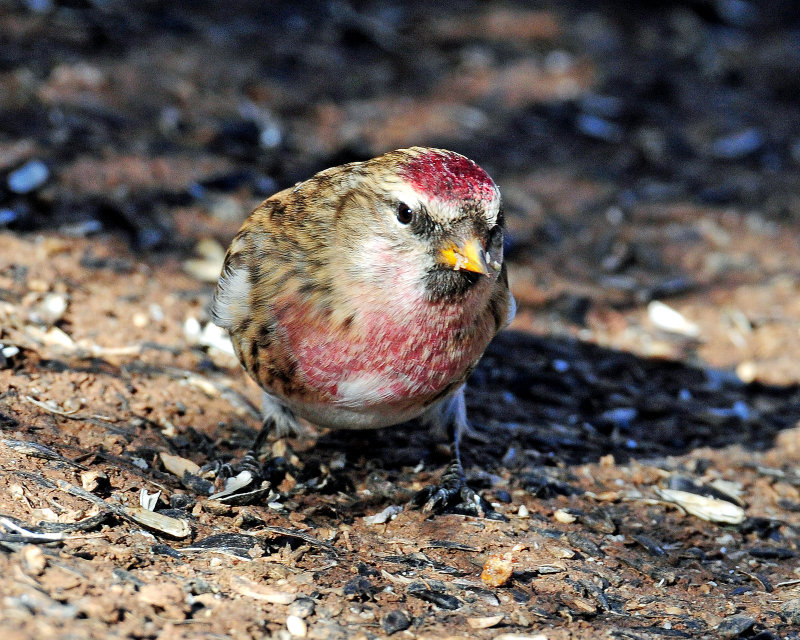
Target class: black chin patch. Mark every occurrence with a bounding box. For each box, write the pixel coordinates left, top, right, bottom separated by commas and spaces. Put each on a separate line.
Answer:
424, 268, 482, 302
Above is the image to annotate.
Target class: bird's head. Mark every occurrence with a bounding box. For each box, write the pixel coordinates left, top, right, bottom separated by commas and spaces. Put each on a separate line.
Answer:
337, 147, 504, 303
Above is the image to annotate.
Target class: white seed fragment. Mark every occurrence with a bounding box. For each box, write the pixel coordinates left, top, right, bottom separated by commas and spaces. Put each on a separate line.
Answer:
655, 488, 745, 524
647, 300, 700, 338
364, 505, 403, 525
467, 614, 504, 629
139, 488, 161, 511
553, 508, 576, 524
122, 506, 191, 538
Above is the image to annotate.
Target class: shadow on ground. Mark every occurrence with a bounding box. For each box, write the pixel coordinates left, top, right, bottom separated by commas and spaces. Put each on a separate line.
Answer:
312, 330, 800, 481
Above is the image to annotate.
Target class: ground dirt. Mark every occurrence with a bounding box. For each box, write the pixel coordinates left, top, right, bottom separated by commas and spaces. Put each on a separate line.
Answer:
2, 2, 800, 639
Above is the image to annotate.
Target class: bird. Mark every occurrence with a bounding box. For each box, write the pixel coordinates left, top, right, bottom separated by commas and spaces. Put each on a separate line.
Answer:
210, 146, 515, 516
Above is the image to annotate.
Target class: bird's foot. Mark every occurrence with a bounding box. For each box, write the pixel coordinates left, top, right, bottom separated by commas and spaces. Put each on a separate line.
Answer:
199, 450, 284, 505
197, 413, 295, 505
409, 460, 505, 520
201, 448, 263, 482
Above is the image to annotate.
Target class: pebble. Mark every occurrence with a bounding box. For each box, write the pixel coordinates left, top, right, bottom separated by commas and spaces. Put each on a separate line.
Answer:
259, 123, 283, 149
553, 508, 576, 524
599, 407, 638, 426
59, 219, 103, 237
288, 597, 315, 619
781, 598, 800, 625
8, 159, 49, 194
136, 227, 165, 251
481, 553, 514, 587
286, 614, 307, 637
381, 609, 411, 635
1, 345, 20, 359
580, 93, 625, 118
716, 0, 758, 27
21, 545, 47, 575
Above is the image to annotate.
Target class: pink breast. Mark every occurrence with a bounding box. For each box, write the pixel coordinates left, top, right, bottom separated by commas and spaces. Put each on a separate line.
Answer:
273, 295, 488, 409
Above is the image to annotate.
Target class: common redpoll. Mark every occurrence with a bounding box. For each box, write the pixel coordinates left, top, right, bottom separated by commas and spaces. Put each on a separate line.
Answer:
211, 146, 514, 516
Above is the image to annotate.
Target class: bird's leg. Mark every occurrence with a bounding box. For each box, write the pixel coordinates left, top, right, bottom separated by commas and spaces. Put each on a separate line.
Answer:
201, 392, 298, 500
215, 414, 275, 481
410, 387, 503, 519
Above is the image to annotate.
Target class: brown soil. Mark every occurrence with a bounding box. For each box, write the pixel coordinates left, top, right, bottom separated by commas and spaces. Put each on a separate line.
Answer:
2, 2, 800, 639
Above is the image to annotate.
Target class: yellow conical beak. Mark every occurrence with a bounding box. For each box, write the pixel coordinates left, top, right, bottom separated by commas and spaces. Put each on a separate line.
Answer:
439, 236, 490, 275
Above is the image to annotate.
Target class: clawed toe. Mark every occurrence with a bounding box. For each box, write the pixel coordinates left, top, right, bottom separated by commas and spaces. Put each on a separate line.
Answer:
409, 461, 505, 520
198, 449, 275, 504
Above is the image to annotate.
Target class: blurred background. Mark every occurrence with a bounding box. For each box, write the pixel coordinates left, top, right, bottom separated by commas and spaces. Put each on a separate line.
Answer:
2, 0, 800, 380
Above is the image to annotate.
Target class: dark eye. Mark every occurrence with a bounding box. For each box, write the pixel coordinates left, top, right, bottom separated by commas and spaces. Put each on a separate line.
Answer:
396, 202, 413, 225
